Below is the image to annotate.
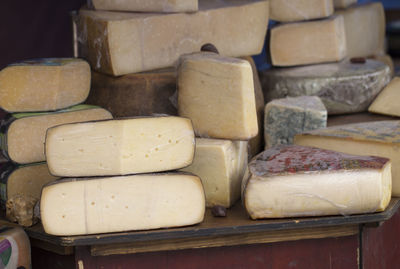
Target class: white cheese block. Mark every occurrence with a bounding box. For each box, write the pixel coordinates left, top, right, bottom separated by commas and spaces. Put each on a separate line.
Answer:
369, 77, 400, 117
0, 226, 31, 269
181, 138, 248, 208
45, 116, 195, 177
91, 0, 198, 12
334, 0, 357, 9
243, 145, 391, 219
178, 52, 258, 140
270, 0, 333, 22
264, 96, 327, 148
77, 0, 269, 75
294, 121, 400, 196
40, 173, 205, 235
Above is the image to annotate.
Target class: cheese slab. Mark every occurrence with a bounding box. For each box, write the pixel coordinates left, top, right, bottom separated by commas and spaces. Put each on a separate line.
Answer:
181, 139, 248, 208
264, 96, 327, 148
0, 226, 31, 269
178, 52, 258, 140
91, 0, 198, 12
77, 0, 269, 75
40, 173, 205, 236
0, 105, 113, 164
260, 59, 391, 115
242, 145, 391, 219
294, 121, 400, 196
270, 0, 333, 22
334, 0, 357, 9
369, 77, 400, 117
270, 16, 346, 67
0, 58, 90, 112
336, 2, 385, 58
45, 116, 195, 177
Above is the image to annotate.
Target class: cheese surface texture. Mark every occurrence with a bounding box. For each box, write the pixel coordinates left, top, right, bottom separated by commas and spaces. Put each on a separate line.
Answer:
77, 0, 269, 75
264, 96, 327, 148
0, 58, 90, 112
92, 0, 198, 12
178, 53, 258, 140
243, 145, 391, 219
369, 77, 400, 117
40, 173, 205, 235
46, 117, 195, 177
0, 226, 31, 269
181, 139, 248, 208
294, 121, 400, 196
270, 0, 333, 22
270, 16, 346, 67
334, 0, 357, 8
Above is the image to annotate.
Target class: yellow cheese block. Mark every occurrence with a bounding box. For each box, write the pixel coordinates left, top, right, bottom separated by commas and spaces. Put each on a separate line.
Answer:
91, 0, 198, 12
369, 77, 400, 117
270, 0, 333, 22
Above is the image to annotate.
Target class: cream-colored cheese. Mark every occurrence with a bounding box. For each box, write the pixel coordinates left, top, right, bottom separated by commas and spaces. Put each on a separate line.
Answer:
92, 0, 198, 12
0, 226, 31, 268
334, 0, 357, 9
369, 77, 400, 117
270, 0, 333, 22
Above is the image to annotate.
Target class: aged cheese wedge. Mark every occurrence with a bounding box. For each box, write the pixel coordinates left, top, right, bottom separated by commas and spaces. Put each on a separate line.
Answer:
336, 2, 385, 58
260, 59, 391, 114
243, 145, 392, 219
178, 53, 258, 140
264, 96, 327, 148
45, 116, 195, 177
294, 121, 400, 196
77, 0, 269, 75
334, 0, 357, 9
0, 58, 90, 112
181, 139, 248, 208
91, 0, 198, 12
0, 226, 31, 268
369, 77, 400, 117
270, 0, 333, 22
40, 173, 205, 235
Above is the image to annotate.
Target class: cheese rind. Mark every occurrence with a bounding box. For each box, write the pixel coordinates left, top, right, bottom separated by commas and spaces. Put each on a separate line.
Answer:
92, 0, 198, 12
0, 58, 90, 112
243, 145, 392, 219
334, 0, 357, 9
270, 0, 333, 22
40, 173, 205, 235
45, 117, 195, 177
369, 77, 400, 117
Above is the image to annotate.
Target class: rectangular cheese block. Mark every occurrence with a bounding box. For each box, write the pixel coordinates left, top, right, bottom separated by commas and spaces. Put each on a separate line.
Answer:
91, 0, 198, 12
45, 116, 195, 177
77, 0, 269, 75
178, 52, 258, 140
40, 173, 205, 235
270, 16, 346, 67
243, 145, 391, 219
0, 226, 31, 268
294, 121, 400, 196
1, 105, 112, 164
270, 0, 333, 22
336, 3, 385, 58
0, 58, 90, 112
181, 139, 248, 208
369, 77, 400, 117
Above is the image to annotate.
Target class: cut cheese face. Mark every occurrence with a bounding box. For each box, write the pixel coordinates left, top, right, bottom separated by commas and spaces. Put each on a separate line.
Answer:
181, 139, 248, 208
178, 53, 258, 140
40, 173, 205, 236
77, 0, 269, 75
270, 0, 333, 22
0, 58, 90, 112
294, 121, 400, 196
270, 16, 347, 67
45, 117, 195, 177
369, 77, 400, 117
92, 0, 198, 12
243, 145, 392, 219
0, 226, 31, 269
334, 0, 357, 9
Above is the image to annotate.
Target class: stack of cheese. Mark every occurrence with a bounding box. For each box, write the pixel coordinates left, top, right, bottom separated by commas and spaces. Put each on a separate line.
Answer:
0, 58, 113, 226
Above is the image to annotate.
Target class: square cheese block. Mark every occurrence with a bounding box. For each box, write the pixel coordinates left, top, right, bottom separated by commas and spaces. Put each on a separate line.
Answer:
40, 173, 205, 235
369, 77, 400, 117
0, 58, 90, 112
1, 105, 113, 164
243, 145, 391, 219
181, 139, 248, 208
336, 2, 385, 58
334, 0, 357, 9
91, 0, 198, 12
0, 226, 31, 268
178, 52, 258, 140
45, 116, 195, 177
294, 121, 400, 196
77, 0, 269, 75
270, 0, 333, 22
270, 16, 347, 67
264, 96, 327, 148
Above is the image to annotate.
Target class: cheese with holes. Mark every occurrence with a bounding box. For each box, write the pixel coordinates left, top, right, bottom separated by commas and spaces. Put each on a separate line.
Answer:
270, 16, 346, 67
91, 0, 198, 12
369, 78, 400, 117
0, 105, 112, 164
0, 226, 31, 268
40, 173, 205, 235
243, 145, 391, 219
77, 0, 269, 75
294, 121, 400, 196
334, 0, 357, 9
264, 96, 327, 148
178, 52, 257, 140
270, 0, 333, 22
46, 116, 195, 177
181, 139, 247, 208
0, 58, 90, 112
336, 3, 385, 58
260, 59, 391, 115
